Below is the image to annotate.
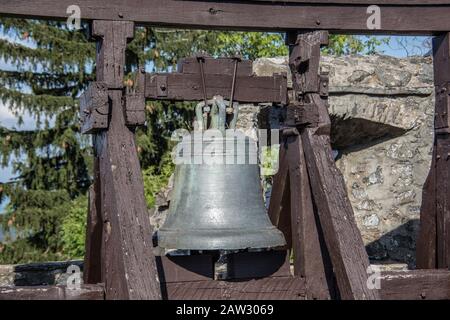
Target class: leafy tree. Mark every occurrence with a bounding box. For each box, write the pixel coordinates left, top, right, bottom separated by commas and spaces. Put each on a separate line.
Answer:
326, 35, 389, 55
0, 18, 386, 263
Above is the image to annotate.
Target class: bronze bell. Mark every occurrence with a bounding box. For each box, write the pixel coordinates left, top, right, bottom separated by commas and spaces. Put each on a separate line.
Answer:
157, 97, 286, 250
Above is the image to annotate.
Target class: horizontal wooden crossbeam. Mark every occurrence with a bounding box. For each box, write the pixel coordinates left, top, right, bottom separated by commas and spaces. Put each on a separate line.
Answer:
380, 269, 450, 300
1, 267, 449, 300
1, 1, 450, 34
145, 73, 288, 104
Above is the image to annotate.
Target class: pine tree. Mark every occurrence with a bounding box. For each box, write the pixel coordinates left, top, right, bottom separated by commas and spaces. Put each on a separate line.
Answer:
0, 18, 95, 263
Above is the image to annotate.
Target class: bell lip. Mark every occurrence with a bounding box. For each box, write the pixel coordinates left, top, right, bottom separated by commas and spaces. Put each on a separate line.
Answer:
156, 227, 287, 251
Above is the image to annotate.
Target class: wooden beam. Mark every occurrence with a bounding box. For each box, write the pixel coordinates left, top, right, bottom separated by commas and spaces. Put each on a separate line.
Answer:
433, 33, 450, 270
145, 73, 288, 104
91, 20, 161, 300
1, 1, 450, 34
435, 134, 450, 269
380, 269, 450, 300
286, 131, 333, 300
83, 174, 103, 284
301, 129, 378, 300
418, 32, 450, 269
0, 284, 105, 300
416, 147, 437, 269
163, 276, 306, 300
268, 143, 292, 249
286, 30, 377, 300
251, 1, 449, 4
178, 57, 253, 76
2, 269, 450, 300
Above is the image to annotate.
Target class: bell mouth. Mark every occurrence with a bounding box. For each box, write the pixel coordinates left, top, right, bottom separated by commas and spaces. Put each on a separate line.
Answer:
157, 227, 286, 251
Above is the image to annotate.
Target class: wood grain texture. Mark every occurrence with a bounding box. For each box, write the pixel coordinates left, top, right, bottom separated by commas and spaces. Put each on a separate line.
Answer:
79, 82, 109, 134
249, 0, 450, 4
83, 177, 103, 284
178, 57, 253, 76
433, 34, 450, 134
417, 32, 450, 270
0, 285, 105, 300
416, 146, 437, 269
434, 34, 450, 269
2, 1, 450, 34
287, 133, 333, 300
92, 20, 161, 300
145, 73, 287, 104
267, 144, 292, 249
380, 270, 450, 300
301, 128, 379, 300
286, 30, 369, 299
435, 135, 450, 269
164, 276, 306, 300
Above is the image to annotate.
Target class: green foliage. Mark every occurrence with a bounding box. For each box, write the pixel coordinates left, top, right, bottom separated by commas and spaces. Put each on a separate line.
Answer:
59, 195, 87, 259
260, 145, 280, 177
0, 189, 72, 263
327, 35, 390, 56
212, 32, 288, 60
143, 152, 175, 208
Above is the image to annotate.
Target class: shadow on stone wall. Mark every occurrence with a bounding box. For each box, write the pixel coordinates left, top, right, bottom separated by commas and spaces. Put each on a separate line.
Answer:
366, 219, 420, 269
331, 115, 408, 151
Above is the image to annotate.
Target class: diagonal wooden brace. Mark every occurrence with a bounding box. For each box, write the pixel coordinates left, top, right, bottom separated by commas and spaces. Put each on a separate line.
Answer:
281, 30, 379, 300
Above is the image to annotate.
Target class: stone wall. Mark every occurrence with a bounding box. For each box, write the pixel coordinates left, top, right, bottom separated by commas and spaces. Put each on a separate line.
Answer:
253, 54, 434, 267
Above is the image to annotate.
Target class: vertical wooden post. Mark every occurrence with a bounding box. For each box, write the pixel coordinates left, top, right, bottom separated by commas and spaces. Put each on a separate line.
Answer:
83, 158, 103, 284
268, 143, 292, 249
416, 147, 437, 269
83, 20, 161, 300
417, 32, 450, 269
287, 31, 379, 300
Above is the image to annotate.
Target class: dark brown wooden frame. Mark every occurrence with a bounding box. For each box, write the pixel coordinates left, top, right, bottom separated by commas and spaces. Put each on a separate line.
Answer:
0, 0, 449, 300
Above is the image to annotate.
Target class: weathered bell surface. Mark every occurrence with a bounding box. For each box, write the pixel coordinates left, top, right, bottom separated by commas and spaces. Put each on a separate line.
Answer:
157, 131, 286, 250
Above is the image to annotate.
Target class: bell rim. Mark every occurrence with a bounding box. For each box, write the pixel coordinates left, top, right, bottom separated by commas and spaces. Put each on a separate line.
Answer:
157, 227, 286, 251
